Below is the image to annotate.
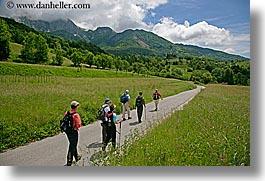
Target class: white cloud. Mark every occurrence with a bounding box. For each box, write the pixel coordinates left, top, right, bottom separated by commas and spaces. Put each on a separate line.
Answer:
152, 17, 232, 46
0, 0, 249, 57
224, 48, 235, 54
152, 17, 250, 57
0, 0, 167, 32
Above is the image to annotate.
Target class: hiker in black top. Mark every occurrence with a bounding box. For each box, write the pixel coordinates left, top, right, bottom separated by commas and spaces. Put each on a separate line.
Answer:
135, 91, 146, 123
64, 101, 82, 166
102, 104, 121, 151
100, 98, 112, 144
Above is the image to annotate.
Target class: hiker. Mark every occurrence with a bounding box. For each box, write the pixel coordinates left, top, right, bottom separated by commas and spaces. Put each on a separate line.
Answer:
102, 104, 121, 151
120, 90, 131, 121
135, 91, 146, 123
99, 98, 112, 144
64, 101, 82, 166
152, 89, 162, 111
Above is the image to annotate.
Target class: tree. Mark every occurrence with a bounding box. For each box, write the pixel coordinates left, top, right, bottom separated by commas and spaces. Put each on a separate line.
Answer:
0, 19, 11, 61
102, 54, 113, 70
212, 67, 224, 83
114, 57, 122, 72
122, 60, 130, 72
83, 50, 94, 68
70, 51, 84, 67
224, 68, 234, 85
20, 32, 48, 63
52, 41, 64, 66
94, 54, 103, 69
171, 68, 183, 77
202, 71, 213, 84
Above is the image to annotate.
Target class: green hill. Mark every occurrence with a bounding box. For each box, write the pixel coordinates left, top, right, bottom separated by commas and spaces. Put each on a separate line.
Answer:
16, 17, 249, 62
1, 16, 105, 56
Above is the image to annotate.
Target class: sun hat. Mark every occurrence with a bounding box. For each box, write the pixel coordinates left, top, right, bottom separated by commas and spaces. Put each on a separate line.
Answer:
71, 100, 79, 107
105, 98, 112, 104
111, 104, 116, 109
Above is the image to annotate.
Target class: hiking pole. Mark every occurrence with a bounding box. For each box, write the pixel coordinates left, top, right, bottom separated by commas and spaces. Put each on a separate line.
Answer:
144, 106, 146, 121
119, 121, 121, 147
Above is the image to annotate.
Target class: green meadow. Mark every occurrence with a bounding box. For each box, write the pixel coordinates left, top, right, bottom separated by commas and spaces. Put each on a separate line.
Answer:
0, 62, 195, 152
102, 84, 250, 166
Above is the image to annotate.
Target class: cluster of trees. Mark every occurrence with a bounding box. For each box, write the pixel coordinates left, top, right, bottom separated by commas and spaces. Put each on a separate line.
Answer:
0, 17, 250, 86
0, 19, 11, 61
0, 17, 105, 65
187, 57, 250, 86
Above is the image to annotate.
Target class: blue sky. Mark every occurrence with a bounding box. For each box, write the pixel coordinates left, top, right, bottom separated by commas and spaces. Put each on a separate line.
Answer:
146, 0, 249, 34
0, 0, 250, 57
145, 0, 250, 57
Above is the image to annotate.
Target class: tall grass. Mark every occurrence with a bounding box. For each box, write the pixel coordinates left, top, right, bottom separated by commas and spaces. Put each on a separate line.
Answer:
102, 84, 250, 166
0, 64, 195, 152
0, 62, 143, 78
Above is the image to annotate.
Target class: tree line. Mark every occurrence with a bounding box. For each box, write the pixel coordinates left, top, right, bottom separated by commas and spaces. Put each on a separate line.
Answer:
0, 17, 250, 86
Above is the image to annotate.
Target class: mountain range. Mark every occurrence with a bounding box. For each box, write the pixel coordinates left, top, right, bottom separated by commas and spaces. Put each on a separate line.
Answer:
16, 17, 249, 62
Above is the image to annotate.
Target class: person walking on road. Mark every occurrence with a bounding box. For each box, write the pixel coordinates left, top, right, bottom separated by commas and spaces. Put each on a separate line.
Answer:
64, 101, 82, 166
152, 89, 162, 111
120, 90, 131, 121
102, 104, 121, 151
135, 91, 146, 123
99, 98, 112, 144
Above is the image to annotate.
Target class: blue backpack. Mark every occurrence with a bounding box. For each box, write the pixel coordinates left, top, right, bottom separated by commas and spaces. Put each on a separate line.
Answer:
120, 93, 128, 103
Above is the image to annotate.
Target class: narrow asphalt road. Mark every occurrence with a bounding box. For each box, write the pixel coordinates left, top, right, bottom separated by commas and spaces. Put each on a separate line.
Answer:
0, 86, 204, 166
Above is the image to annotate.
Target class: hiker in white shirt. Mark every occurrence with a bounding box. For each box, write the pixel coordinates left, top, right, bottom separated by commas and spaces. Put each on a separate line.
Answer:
120, 90, 132, 121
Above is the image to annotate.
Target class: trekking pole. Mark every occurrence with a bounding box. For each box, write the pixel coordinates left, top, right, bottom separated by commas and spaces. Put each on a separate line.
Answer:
119, 121, 122, 147
144, 106, 146, 121
121, 103, 123, 120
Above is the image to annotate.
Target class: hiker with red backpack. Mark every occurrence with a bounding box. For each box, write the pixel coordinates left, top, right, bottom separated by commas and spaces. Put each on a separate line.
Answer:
102, 104, 121, 151
61, 101, 82, 166
98, 98, 112, 144
152, 89, 162, 111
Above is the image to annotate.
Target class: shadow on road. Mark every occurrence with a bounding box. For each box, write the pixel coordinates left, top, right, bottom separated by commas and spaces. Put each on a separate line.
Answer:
129, 121, 140, 126
86, 142, 102, 149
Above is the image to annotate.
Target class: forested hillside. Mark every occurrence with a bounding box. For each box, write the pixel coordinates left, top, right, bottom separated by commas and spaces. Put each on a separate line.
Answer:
18, 17, 249, 62
0, 16, 250, 86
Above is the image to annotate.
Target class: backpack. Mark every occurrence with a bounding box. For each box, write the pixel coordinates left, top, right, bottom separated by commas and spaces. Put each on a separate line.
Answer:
153, 92, 159, 100
120, 93, 128, 103
60, 111, 76, 133
105, 112, 114, 127
97, 105, 108, 120
136, 96, 143, 107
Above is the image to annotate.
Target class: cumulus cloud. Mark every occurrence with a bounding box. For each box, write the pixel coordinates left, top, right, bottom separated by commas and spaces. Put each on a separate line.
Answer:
152, 17, 249, 57
152, 17, 232, 46
0, 0, 167, 32
0, 0, 249, 57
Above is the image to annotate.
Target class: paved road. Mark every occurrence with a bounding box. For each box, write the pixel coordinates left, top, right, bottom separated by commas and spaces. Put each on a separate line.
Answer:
0, 86, 204, 166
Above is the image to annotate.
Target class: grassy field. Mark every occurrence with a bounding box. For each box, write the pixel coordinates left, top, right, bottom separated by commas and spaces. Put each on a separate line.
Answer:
0, 61, 144, 78
101, 84, 250, 166
0, 62, 195, 152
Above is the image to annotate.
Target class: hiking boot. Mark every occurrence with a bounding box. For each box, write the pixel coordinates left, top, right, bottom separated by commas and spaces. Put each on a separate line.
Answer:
128, 117, 132, 119
64, 162, 72, 166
